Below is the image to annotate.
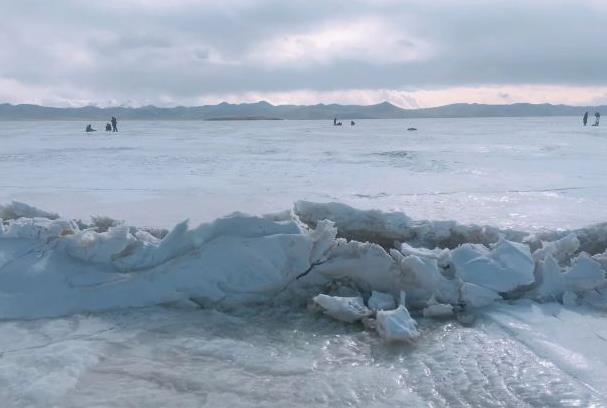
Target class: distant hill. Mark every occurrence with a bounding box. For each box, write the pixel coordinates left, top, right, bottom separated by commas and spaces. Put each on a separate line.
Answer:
0, 101, 604, 120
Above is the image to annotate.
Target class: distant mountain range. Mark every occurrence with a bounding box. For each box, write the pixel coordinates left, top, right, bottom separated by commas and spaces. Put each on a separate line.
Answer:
0, 101, 604, 120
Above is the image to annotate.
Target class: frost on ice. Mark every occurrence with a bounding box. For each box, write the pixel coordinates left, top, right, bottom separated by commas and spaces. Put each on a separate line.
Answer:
2, 200, 607, 343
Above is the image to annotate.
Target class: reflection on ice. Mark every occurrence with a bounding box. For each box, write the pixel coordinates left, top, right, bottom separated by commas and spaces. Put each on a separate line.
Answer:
1, 304, 605, 407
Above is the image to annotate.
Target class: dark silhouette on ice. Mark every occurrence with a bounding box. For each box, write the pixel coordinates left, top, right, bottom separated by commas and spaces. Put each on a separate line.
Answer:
105, 123, 112, 132
351, 120, 355, 126
593, 112, 600, 127
583, 111, 589, 126
111, 116, 118, 132
85, 124, 96, 132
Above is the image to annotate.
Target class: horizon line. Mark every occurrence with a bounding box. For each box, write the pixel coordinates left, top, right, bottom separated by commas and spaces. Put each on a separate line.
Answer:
2, 100, 607, 110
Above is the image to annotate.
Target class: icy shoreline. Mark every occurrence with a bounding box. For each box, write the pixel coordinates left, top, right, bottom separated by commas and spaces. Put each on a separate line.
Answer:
1, 200, 607, 341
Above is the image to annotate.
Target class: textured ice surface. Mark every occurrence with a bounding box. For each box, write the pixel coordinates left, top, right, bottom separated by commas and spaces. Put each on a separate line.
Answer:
3, 118, 607, 406
1, 305, 605, 407
2, 117, 607, 230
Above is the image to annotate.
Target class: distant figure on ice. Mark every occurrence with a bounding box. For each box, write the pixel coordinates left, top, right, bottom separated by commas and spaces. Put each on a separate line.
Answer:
351, 120, 355, 126
111, 116, 118, 132
85, 124, 96, 132
105, 123, 112, 132
583, 111, 589, 126
593, 112, 601, 127
333, 117, 342, 126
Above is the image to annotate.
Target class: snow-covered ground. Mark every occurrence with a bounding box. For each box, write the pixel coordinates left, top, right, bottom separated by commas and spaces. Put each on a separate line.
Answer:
2, 117, 607, 407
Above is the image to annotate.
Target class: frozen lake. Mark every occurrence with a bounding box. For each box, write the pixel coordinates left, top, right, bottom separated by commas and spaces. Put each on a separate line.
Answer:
2, 117, 607, 407
1, 117, 607, 230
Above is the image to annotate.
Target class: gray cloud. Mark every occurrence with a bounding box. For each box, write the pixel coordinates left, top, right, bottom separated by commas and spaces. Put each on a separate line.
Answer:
1, 0, 606, 106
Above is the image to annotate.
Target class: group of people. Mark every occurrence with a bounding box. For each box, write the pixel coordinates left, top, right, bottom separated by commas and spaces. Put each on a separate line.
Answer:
583, 111, 600, 127
333, 118, 355, 126
85, 116, 118, 133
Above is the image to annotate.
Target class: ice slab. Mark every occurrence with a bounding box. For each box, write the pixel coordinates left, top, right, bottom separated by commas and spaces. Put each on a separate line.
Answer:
452, 239, 535, 293
563, 253, 606, 292
422, 302, 454, 319
376, 294, 419, 342
460, 282, 502, 308
312, 295, 371, 322
367, 291, 396, 312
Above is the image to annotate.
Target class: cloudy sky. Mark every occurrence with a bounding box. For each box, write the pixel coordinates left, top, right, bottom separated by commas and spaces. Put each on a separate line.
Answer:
1, 0, 606, 108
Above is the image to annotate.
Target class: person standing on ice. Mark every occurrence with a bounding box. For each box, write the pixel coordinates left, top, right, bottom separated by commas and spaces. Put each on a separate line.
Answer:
593, 112, 601, 127
583, 111, 589, 126
111, 116, 118, 132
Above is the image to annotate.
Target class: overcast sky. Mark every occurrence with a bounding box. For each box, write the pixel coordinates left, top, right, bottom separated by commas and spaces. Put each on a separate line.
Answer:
1, 0, 606, 107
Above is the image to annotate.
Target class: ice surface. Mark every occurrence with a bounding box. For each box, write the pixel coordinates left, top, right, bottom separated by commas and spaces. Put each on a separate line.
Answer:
484, 301, 607, 398
3, 118, 607, 406
3, 117, 607, 230
5, 305, 604, 407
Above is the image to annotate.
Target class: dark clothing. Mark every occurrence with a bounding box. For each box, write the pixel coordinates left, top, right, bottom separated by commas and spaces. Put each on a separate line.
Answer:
111, 117, 118, 132
594, 112, 601, 127
583, 112, 589, 126
105, 123, 112, 132
85, 124, 96, 132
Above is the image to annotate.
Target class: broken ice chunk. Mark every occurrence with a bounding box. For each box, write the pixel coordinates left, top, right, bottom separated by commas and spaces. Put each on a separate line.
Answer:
367, 291, 396, 312
563, 253, 606, 292
376, 292, 419, 342
312, 294, 372, 323
460, 282, 501, 308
